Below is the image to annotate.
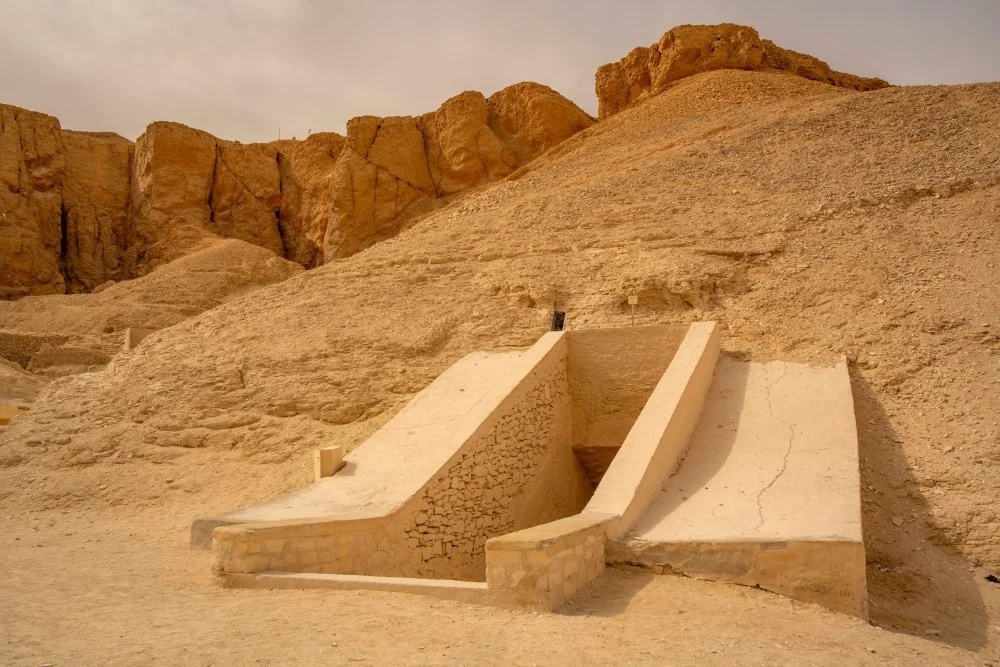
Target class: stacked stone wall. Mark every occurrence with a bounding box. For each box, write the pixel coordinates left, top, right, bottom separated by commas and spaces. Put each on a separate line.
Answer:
485, 514, 609, 611
404, 353, 590, 579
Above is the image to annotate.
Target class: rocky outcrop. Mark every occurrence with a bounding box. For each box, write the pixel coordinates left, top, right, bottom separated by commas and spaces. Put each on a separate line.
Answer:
596, 23, 889, 119
324, 83, 594, 259
126, 122, 284, 274
1, 82, 592, 297
0, 105, 66, 298
273, 133, 345, 268
61, 131, 132, 292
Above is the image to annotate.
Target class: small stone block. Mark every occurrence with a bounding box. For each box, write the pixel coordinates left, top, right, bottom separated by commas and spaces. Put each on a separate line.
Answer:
313, 446, 345, 481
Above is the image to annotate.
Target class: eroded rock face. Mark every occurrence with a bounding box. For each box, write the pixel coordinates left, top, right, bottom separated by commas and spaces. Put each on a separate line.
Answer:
126, 122, 285, 274
2, 81, 592, 296
486, 82, 595, 164
273, 133, 345, 268
209, 141, 283, 257
126, 122, 217, 273
0, 104, 66, 298
61, 131, 132, 292
324, 84, 594, 259
596, 23, 889, 119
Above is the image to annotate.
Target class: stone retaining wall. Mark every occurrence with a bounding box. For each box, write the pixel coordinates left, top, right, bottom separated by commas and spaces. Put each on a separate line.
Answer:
485, 512, 611, 611
0, 329, 68, 367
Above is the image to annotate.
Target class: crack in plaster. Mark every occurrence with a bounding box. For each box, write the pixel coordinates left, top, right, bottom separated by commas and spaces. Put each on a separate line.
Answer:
751, 361, 793, 534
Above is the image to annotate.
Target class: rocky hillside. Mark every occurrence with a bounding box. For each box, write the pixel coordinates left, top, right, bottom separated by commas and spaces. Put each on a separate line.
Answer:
596, 23, 888, 118
0, 83, 592, 298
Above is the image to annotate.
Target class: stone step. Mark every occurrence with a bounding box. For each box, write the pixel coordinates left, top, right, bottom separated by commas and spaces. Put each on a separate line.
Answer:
224, 571, 491, 605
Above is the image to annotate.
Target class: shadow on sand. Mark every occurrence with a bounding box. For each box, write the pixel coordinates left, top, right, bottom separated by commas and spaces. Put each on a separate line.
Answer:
852, 371, 986, 649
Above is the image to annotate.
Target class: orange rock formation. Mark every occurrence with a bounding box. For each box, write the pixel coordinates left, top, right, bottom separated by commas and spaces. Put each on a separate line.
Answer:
0, 83, 593, 298
595, 23, 889, 119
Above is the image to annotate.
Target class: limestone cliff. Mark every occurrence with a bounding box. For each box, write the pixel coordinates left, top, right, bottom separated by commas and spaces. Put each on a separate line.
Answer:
0, 104, 66, 298
1, 81, 591, 297
324, 83, 594, 259
61, 130, 132, 292
126, 122, 285, 274
272, 132, 346, 268
596, 23, 889, 119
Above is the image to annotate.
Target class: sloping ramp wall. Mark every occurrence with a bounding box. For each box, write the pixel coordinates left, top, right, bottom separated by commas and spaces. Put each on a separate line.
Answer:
209, 331, 593, 580
484, 322, 721, 610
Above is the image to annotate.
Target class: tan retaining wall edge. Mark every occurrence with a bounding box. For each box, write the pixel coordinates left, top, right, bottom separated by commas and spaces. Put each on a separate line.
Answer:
584, 321, 720, 539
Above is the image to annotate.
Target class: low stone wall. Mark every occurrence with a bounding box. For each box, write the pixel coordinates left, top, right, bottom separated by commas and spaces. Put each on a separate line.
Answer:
213, 518, 384, 576
0, 329, 68, 367
28, 345, 111, 371
485, 512, 612, 611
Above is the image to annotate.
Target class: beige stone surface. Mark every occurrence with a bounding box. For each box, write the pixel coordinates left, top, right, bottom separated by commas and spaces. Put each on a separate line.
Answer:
628, 357, 861, 542
567, 325, 686, 449
486, 512, 611, 611
204, 341, 563, 525
616, 355, 866, 616
205, 331, 594, 580
596, 23, 889, 119
123, 327, 156, 351
585, 321, 720, 539
223, 571, 492, 605
312, 445, 345, 481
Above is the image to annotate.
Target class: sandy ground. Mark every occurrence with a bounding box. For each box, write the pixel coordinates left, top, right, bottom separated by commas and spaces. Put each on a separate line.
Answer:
1, 502, 997, 666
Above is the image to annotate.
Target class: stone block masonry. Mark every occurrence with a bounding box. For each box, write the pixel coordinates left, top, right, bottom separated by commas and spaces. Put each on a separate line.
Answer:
486, 512, 612, 611
407, 356, 591, 580
208, 322, 868, 618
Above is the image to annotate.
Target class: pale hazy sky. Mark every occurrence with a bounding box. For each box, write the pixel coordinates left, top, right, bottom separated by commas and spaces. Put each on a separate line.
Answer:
1, 0, 998, 143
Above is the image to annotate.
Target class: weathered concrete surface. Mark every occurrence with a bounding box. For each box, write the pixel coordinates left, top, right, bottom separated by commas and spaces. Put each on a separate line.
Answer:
611, 355, 867, 617
202, 330, 593, 581
194, 336, 566, 536
584, 321, 721, 539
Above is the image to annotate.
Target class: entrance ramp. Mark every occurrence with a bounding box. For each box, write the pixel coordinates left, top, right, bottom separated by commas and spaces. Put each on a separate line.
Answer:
607, 356, 867, 618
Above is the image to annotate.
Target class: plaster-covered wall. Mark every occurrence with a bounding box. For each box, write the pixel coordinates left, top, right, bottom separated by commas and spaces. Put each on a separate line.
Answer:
567, 326, 686, 448
405, 343, 592, 579
213, 324, 701, 587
